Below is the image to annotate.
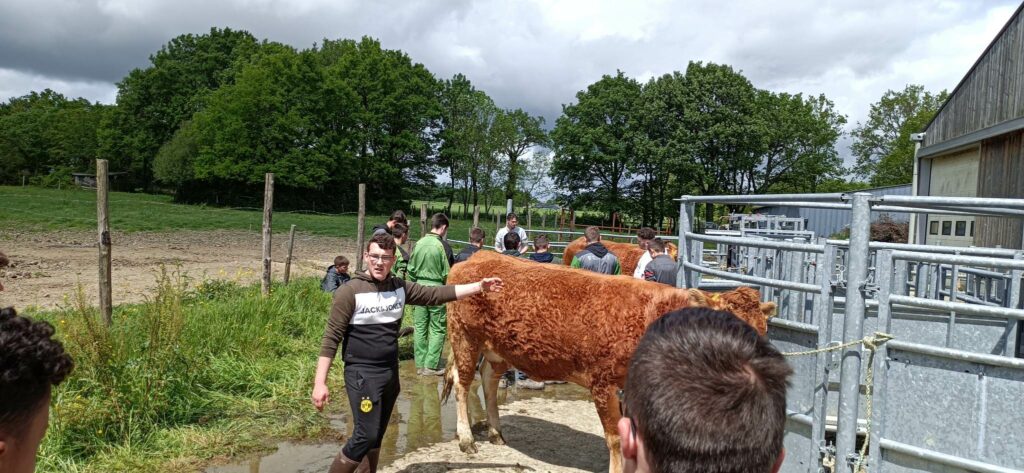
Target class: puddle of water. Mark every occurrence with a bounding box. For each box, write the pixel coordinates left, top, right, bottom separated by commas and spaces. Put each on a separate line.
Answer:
206, 360, 591, 473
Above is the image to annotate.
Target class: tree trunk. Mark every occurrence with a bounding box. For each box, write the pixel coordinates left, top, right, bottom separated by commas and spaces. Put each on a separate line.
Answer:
505, 153, 519, 202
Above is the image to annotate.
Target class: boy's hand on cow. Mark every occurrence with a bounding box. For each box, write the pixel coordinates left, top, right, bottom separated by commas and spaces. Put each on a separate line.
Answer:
481, 278, 504, 293
311, 383, 329, 411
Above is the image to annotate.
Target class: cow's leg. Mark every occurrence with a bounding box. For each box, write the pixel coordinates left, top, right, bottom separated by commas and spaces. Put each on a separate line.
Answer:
449, 322, 481, 454
591, 384, 624, 473
479, 351, 509, 445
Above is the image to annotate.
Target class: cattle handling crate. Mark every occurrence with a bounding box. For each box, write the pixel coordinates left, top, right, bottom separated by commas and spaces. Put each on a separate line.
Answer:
676, 193, 1024, 473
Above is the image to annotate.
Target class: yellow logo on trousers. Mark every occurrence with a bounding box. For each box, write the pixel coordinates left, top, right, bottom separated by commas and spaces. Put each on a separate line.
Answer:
360, 398, 373, 413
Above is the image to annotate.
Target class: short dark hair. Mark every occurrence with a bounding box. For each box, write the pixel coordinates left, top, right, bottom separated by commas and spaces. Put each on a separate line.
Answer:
637, 227, 656, 241
469, 227, 486, 244
584, 226, 601, 243
391, 223, 408, 239
430, 213, 449, 230
648, 238, 666, 254
366, 232, 396, 254
624, 308, 791, 473
389, 210, 407, 225
503, 231, 521, 251
506, 212, 518, 221
0, 307, 74, 436
334, 255, 349, 267
534, 234, 549, 248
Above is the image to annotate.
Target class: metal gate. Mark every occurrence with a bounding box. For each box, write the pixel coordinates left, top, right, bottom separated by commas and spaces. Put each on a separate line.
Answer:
676, 193, 1024, 473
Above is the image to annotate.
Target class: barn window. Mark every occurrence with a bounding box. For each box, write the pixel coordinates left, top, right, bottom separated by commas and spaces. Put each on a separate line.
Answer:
942, 221, 952, 235
970, 221, 975, 237
955, 221, 966, 236
929, 221, 939, 235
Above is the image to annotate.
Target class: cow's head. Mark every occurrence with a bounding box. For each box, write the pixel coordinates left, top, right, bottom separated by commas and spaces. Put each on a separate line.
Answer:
688, 287, 774, 335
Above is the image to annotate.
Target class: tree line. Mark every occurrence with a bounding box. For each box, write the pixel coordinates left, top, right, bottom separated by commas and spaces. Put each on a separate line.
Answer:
0, 26, 946, 221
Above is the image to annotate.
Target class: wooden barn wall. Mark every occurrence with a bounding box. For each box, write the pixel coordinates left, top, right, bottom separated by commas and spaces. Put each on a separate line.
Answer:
924, 9, 1024, 148
976, 130, 1024, 249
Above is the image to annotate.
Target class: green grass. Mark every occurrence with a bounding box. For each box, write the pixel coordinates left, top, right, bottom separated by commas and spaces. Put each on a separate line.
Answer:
23, 272, 394, 472
0, 186, 570, 246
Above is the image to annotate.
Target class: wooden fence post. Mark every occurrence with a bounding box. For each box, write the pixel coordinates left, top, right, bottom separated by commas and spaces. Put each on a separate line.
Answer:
473, 205, 480, 230
420, 203, 428, 239
261, 173, 274, 296
541, 212, 546, 229
283, 224, 296, 285
570, 209, 576, 233
355, 183, 366, 272
96, 159, 112, 326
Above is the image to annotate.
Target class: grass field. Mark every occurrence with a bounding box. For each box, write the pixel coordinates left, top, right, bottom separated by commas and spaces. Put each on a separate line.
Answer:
0, 186, 571, 245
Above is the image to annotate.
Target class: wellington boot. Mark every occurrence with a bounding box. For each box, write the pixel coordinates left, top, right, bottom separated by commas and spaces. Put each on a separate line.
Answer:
327, 452, 360, 473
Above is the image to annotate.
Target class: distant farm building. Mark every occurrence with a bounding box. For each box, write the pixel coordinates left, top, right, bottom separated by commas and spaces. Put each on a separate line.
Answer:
755, 184, 911, 239
914, 2, 1024, 249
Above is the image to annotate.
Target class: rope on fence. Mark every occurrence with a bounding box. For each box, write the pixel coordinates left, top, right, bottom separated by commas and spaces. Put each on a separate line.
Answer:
783, 331, 894, 473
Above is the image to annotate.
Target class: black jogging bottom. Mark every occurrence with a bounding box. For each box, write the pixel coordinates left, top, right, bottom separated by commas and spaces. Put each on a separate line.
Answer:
341, 363, 400, 461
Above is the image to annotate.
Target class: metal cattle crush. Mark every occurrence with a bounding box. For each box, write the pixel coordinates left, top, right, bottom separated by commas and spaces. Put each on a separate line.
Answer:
676, 193, 1024, 473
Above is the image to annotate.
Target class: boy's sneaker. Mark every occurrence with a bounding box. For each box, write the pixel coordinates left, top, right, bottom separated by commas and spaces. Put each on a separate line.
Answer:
498, 377, 510, 389
421, 368, 445, 376
544, 380, 567, 385
517, 378, 546, 390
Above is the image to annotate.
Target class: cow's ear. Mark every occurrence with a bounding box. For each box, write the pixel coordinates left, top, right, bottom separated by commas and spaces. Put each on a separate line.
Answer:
760, 301, 777, 318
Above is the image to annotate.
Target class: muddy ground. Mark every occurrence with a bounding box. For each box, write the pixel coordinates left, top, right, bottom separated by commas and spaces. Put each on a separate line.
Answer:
0, 229, 356, 310
380, 397, 608, 473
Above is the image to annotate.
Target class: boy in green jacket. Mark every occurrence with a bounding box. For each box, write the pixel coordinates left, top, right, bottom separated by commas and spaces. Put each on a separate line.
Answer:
407, 213, 452, 375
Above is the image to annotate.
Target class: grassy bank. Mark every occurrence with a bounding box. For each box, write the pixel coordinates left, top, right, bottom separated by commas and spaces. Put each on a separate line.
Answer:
22, 272, 412, 472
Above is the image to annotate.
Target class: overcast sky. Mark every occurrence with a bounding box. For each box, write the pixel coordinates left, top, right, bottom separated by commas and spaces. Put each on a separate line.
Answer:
1, 0, 1020, 161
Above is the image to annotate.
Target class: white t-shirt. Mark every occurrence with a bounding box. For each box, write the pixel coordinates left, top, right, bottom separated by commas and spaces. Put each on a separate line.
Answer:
633, 250, 653, 279
495, 226, 528, 252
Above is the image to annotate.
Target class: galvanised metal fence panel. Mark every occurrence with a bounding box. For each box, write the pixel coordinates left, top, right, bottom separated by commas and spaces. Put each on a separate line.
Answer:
873, 343, 1024, 472
870, 249, 1024, 473
769, 318, 827, 473
678, 193, 1024, 472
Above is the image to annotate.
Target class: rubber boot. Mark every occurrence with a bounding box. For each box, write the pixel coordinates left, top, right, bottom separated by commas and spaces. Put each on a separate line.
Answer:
328, 452, 360, 473
353, 450, 379, 473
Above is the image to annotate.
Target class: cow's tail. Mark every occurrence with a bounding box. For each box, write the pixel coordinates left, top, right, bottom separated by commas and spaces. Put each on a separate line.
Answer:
441, 360, 455, 404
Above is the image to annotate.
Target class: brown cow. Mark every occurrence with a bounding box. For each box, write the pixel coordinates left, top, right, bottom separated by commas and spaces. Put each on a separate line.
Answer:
562, 236, 678, 276
444, 252, 774, 473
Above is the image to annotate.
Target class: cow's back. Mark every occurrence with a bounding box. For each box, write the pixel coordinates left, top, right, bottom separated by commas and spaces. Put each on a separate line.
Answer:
448, 251, 692, 383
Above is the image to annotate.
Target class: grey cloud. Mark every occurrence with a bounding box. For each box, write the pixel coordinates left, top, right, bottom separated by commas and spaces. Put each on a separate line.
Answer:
0, 0, 1018, 131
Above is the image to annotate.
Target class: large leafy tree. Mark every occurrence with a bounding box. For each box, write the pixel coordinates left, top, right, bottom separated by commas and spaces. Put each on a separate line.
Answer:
190, 44, 332, 189
851, 84, 947, 186
439, 74, 488, 215
551, 71, 644, 219
491, 108, 548, 203
0, 90, 109, 183
317, 37, 442, 205
99, 27, 260, 189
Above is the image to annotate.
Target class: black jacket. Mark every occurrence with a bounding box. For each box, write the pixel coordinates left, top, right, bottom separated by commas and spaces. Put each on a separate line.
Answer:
453, 245, 480, 264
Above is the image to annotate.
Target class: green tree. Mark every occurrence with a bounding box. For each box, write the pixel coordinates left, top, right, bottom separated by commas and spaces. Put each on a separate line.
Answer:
317, 37, 442, 207
491, 108, 548, 203
100, 27, 261, 189
190, 44, 331, 189
0, 89, 109, 184
551, 71, 644, 219
851, 84, 948, 186
152, 120, 199, 190
754, 92, 847, 194
438, 74, 483, 215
